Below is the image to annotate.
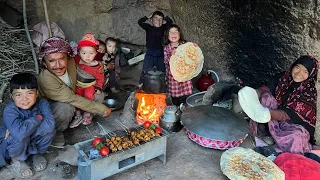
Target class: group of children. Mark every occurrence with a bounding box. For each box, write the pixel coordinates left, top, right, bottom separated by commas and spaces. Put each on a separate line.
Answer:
68, 33, 121, 128
0, 10, 193, 178
72, 9, 192, 129
139, 11, 193, 105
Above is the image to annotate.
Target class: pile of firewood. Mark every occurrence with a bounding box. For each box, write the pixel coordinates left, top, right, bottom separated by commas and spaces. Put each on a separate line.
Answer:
0, 17, 36, 106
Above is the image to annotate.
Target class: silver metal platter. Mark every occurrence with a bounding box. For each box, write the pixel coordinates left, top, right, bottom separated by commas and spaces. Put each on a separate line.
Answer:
181, 105, 248, 141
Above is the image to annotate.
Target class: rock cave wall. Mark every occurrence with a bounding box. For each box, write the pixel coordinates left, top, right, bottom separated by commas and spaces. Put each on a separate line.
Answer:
5, 0, 320, 86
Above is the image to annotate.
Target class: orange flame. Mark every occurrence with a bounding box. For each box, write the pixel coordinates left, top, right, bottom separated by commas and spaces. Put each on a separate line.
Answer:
135, 92, 167, 125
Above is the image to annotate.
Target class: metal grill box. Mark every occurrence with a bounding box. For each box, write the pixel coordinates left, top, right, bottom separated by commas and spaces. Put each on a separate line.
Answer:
74, 127, 168, 180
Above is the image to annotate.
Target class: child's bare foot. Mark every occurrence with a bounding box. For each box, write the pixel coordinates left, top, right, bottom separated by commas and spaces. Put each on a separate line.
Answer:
110, 87, 119, 93
7, 158, 34, 178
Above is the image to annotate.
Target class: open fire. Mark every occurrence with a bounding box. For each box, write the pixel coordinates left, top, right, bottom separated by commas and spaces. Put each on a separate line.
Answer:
135, 91, 167, 125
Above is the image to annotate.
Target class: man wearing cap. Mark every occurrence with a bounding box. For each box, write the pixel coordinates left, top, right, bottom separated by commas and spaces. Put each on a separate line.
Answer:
37, 37, 111, 147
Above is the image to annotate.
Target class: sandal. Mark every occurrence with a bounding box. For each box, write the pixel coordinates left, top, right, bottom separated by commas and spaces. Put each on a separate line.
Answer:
30, 154, 47, 172
82, 112, 93, 125
7, 159, 34, 178
69, 115, 83, 128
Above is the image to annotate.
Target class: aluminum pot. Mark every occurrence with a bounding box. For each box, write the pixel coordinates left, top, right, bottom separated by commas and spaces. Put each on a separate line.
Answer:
160, 105, 179, 132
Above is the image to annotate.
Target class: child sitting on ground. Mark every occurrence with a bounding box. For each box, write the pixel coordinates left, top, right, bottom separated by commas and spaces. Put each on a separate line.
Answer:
69, 33, 105, 128
95, 40, 106, 62
0, 73, 55, 178
97, 40, 106, 54
102, 37, 120, 93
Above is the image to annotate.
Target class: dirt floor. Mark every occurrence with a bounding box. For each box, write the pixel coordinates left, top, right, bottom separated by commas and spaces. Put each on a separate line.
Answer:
0, 62, 255, 179
0, 108, 254, 180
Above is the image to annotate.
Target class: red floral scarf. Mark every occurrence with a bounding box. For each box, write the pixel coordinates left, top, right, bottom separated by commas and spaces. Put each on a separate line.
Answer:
275, 56, 318, 127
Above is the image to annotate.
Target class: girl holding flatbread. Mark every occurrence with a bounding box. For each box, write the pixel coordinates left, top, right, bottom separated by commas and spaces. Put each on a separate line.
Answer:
241, 56, 318, 154
163, 24, 193, 105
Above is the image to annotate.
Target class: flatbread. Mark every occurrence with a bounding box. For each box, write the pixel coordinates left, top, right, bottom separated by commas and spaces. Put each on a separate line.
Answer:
220, 147, 285, 180
238, 86, 271, 123
169, 42, 204, 82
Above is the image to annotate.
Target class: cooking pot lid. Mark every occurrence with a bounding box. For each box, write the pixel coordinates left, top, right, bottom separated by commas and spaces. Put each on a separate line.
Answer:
164, 105, 178, 113
181, 105, 248, 141
147, 66, 163, 76
147, 69, 163, 76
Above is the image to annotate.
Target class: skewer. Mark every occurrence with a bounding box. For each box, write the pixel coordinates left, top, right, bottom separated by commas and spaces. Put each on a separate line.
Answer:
86, 126, 96, 138
97, 122, 112, 137
113, 118, 130, 133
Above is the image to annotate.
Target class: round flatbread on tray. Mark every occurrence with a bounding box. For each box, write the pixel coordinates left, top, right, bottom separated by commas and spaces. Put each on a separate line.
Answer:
220, 147, 285, 180
169, 42, 204, 82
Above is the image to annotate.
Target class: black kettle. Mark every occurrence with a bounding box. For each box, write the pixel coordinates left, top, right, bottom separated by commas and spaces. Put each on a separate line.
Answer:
142, 66, 165, 93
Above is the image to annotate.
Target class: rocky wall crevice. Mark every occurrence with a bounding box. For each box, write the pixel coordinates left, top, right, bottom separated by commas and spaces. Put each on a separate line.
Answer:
3, 0, 320, 86
171, 0, 320, 87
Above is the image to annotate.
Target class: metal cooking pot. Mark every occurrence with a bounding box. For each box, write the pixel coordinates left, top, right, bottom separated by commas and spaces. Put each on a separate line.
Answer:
186, 91, 205, 107
181, 105, 248, 149
186, 70, 220, 107
142, 66, 165, 93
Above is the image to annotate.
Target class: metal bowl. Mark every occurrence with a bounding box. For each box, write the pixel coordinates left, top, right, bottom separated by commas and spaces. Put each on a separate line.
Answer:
103, 98, 124, 111
186, 91, 206, 107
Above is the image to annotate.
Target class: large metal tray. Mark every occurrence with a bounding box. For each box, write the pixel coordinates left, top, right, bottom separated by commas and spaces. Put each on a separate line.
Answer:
181, 105, 248, 141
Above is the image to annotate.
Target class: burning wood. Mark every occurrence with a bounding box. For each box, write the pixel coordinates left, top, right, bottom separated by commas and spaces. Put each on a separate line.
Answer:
135, 92, 167, 125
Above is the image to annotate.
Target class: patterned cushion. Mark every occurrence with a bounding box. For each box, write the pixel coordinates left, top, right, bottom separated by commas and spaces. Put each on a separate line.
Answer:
220, 147, 285, 180
184, 128, 247, 150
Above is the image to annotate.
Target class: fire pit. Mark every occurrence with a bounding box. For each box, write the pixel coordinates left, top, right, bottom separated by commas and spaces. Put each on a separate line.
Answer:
135, 91, 167, 125
74, 90, 173, 180
120, 90, 173, 126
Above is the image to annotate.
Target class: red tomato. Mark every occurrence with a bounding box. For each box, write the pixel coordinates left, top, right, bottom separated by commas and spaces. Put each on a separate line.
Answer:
99, 146, 110, 156
155, 127, 163, 134
92, 137, 103, 147
143, 121, 151, 129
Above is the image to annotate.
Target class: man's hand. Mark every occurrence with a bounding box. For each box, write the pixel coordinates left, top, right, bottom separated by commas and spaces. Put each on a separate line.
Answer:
95, 89, 101, 95
103, 107, 111, 117
36, 114, 43, 121
148, 13, 153, 19
98, 62, 104, 73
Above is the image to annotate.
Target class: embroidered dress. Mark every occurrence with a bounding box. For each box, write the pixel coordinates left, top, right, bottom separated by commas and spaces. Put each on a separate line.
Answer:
250, 56, 318, 154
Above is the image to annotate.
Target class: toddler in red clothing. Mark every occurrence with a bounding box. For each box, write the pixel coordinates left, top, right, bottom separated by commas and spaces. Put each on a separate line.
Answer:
69, 33, 104, 128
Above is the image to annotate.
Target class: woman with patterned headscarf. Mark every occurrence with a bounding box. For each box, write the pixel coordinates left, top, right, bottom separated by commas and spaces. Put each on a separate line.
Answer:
245, 55, 318, 154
